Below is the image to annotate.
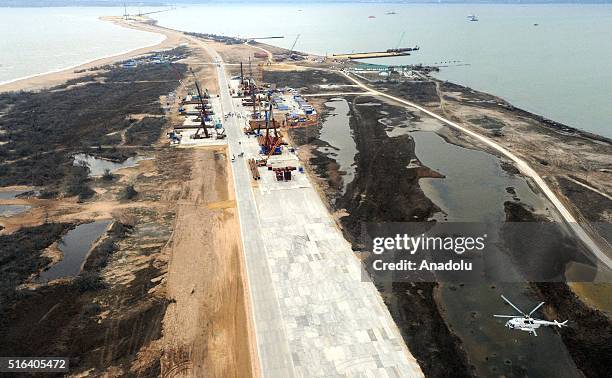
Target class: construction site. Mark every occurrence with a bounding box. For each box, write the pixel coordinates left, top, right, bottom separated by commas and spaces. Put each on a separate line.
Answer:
1, 9, 611, 378
169, 58, 319, 178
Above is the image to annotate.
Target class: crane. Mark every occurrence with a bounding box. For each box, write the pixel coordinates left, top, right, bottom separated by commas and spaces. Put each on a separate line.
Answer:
289, 34, 301, 54
396, 31, 405, 49
136, 7, 175, 17
189, 68, 210, 138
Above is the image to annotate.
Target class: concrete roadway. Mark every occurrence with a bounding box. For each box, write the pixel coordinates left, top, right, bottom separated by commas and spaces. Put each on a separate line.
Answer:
207, 47, 296, 376
199, 41, 423, 377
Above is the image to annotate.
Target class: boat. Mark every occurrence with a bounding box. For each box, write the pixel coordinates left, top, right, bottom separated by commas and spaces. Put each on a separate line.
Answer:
386, 46, 420, 53
467, 14, 479, 22
386, 11, 397, 15
368, 15, 376, 19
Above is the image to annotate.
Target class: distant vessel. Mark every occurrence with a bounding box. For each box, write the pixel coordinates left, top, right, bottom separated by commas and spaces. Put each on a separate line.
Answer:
332, 45, 419, 60
467, 14, 479, 22
386, 46, 420, 54
386, 11, 397, 15
368, 15, 376, 19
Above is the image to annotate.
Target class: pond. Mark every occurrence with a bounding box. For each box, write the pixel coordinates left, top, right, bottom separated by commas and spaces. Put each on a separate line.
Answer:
317, 98, 358, 194
73, 154, 144, 177
0, 190, 31, 217
37, 220, 111, 282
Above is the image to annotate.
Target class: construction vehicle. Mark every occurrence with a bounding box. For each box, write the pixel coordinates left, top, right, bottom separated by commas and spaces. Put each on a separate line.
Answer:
215, 120, 227, 139
168, 130, 182, 144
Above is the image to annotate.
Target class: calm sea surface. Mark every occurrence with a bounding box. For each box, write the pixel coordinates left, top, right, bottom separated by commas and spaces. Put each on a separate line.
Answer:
151, 3, 612, 138
0, 7, 164, 85
0, 4, 609, 138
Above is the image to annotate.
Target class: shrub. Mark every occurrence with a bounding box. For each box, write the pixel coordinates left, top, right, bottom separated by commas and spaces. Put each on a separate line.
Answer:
73, 273, 106, 293
123, 184, 138, 200
65, 162, 94, 200
102, 169, 114, 181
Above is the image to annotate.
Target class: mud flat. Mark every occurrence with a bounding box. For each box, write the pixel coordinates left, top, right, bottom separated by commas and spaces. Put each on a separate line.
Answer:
373, 78, 612, 233
372, 77, 612, 376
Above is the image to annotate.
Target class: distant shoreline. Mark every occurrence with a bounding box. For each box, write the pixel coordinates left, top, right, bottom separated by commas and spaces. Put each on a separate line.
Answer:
2, 14, 610, 146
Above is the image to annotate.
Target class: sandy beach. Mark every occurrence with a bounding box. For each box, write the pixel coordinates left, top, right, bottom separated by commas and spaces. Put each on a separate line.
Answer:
0, 17, 185, 93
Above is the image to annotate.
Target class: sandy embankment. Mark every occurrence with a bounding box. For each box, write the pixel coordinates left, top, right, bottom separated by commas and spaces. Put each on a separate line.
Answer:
0, 16, 186, 93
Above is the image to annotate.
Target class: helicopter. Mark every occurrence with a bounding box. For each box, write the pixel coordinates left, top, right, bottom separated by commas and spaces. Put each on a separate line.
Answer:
494, 295, 568, 336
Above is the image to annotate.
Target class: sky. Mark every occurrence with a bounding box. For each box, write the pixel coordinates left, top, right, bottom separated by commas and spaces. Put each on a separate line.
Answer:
3, 0, 612, 7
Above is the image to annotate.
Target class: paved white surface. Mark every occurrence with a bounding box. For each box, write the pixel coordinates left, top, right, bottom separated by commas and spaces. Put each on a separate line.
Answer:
198, 38, 423, 377
343, 72, 612, 270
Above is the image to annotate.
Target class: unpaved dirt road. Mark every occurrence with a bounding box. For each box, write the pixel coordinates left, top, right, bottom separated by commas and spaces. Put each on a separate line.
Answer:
160, 147, 254, 377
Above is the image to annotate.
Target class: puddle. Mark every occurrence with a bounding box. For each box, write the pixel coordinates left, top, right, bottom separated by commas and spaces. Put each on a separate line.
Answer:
0, 190, 31, 217
381, 111, 443, 138
73, 154, 143, 177
318, 84, 359, 89
318, 98, 357, 194
0, 205, 31, 217
37, 220, 111, 282
411, 130, 580, 376
0, 190, 27, 200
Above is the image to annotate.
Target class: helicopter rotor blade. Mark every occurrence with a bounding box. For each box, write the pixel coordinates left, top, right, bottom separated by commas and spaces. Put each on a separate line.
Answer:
528, 301, 545, 316
493, 315, 516, 318
501, 295, 526, 316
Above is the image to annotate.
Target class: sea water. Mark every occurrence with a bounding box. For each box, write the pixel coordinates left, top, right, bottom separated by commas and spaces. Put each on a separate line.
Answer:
0, 7, 164, 86
152, 3, 612, 138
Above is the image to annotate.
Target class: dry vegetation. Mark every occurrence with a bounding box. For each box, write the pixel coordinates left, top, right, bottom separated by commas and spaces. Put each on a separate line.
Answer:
0, 33, 254, 376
